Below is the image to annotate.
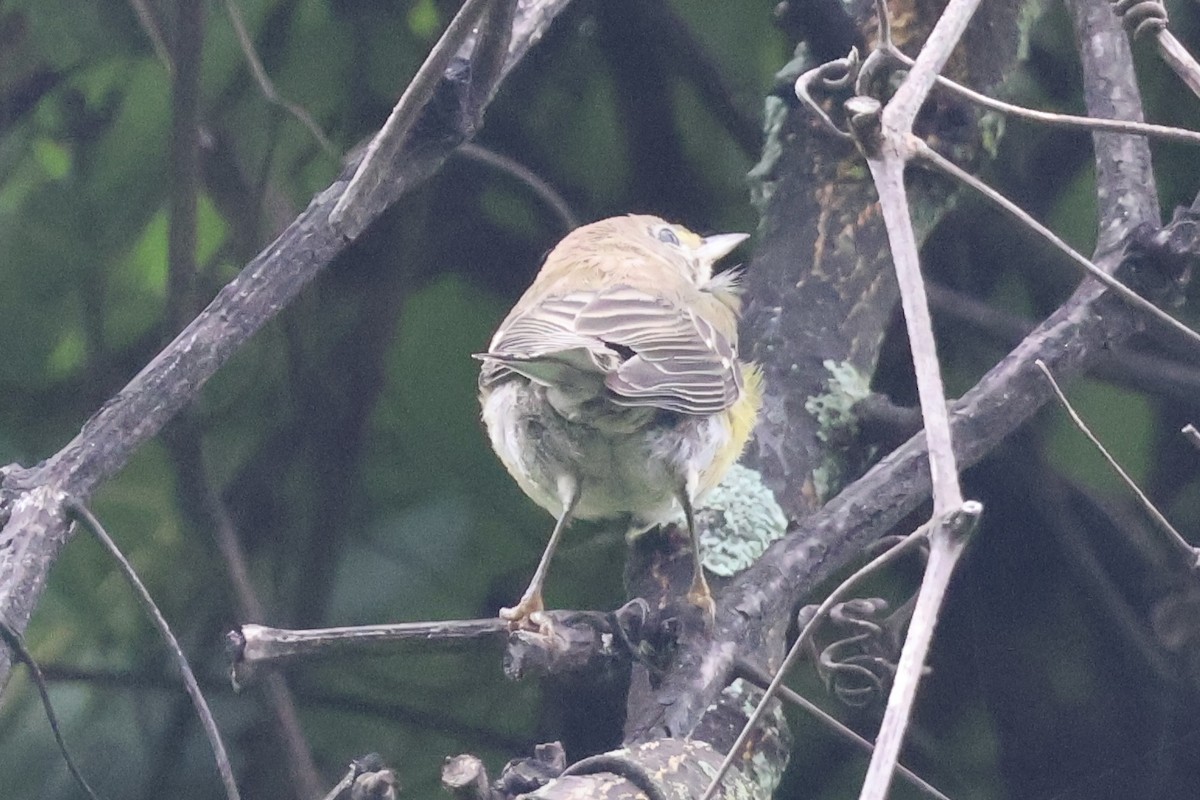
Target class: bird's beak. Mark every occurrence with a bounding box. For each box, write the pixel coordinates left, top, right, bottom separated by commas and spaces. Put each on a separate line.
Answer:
697, 232, 750, 263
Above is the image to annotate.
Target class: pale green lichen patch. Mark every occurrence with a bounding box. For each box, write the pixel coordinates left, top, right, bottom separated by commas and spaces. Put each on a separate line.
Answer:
979, 111, 1006, 159
717, 680, 790, 796
748, 44, 813, 216
748, 749, 786, 797
747, 95, 788, 214
697, 464, 788, 576
811, 462, 836, 506
805, 359, 871, 443
804, 360, 872, 502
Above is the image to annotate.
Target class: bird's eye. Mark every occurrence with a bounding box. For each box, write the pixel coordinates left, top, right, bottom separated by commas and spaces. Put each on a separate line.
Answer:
655, 226, 681, 246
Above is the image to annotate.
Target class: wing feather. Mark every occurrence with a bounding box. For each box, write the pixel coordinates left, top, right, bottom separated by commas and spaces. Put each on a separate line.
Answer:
479, 285, 741, 415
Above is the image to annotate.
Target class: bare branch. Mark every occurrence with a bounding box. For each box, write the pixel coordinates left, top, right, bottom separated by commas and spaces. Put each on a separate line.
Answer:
455, 143, 579, 232
230, 618, 509, 686
1110, 0, 1200, 99
330, 0, 499, 231
222, 0, 337, 155
699, 529, 930, 800
861, 504, 979, 800
884, 45, 1200, 146
865, 152, 963, 512
1155, 29, 1200, 100
66, 500, 240, 800
1036, 360, 1200, 568
880, 0, 982, 133
0, 0, 576, 692
916, 141, 1200, 348
838, 0, 989, 794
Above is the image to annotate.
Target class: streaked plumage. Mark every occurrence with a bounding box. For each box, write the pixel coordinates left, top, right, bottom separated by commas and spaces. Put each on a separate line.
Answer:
477, 214, 762, 625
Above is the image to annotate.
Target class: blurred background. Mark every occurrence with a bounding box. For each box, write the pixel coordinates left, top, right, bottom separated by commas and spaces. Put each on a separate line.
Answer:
1, 0, 1200, 798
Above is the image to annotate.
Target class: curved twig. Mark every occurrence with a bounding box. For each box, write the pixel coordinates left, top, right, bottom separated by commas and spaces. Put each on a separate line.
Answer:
916, 141, 1200, 349
222, 0, 338, 156
65, 500, 240, 800
699, 528, 930, 800
330, 0, 497, 230
456, 143, 579, 231
0, 621, 102, 800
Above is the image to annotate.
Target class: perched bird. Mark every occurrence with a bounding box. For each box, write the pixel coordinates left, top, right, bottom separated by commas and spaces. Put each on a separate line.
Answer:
476, 214, 762, 627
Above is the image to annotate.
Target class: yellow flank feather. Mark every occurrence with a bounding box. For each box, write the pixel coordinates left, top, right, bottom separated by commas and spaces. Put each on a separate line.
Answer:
699, 362, 763, 498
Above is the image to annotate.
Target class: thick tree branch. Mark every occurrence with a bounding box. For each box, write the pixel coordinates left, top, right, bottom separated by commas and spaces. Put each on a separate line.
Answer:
624, 0, 1029, 746
626, 0, 1169, 764
0, 0, 575, 693
631, 263, 1163, 744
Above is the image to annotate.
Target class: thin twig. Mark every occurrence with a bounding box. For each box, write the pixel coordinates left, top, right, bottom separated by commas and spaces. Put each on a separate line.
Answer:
0, 619, 103, 800
65, 500, 241, 800
883, 45, 1200, 146
866, 155, 963, 513
732, 660, 952, 800
1183, 424, 1200, 450
330, 0, 495, 229
166, 0, 204, 334
164, 419, 323, 798
221, 0, 337, 156
879, 0, 983, 133
230, 619, 509, 684
1035, 360, 1200, 568
859, 2, 983, 786
915, 141, 1200, 350
456, 143, 579, 231
699, 528, 931, 800
1154, 29, 1200, 100
128, 0, 173, 72
859, 504, 980, 800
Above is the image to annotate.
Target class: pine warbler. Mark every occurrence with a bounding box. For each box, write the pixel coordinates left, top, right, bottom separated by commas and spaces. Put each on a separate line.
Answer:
477, 214, 762, 627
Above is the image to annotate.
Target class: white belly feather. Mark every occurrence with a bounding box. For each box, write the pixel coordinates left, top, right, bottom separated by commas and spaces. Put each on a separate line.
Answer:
481, 380, 731, 534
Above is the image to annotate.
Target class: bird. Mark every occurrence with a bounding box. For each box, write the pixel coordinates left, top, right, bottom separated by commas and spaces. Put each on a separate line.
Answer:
476, 214, 762, 628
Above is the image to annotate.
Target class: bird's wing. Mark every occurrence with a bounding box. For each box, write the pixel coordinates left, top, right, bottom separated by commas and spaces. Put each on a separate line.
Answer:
478, 285, 741, 416
575, 285, 742, 415
476, 293, 617, 391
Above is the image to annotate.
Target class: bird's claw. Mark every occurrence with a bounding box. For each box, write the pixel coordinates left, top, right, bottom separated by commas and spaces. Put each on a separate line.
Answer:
500, 594, 547, 631
686, 583, 716, 630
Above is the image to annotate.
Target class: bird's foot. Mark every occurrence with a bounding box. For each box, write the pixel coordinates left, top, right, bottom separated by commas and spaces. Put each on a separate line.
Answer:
686, 577, 716, 630
500, 592, 547, 631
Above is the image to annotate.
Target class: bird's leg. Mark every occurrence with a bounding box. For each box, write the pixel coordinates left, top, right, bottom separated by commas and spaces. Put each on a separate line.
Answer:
680, 491, 715, 624
501, 476, 581, 629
